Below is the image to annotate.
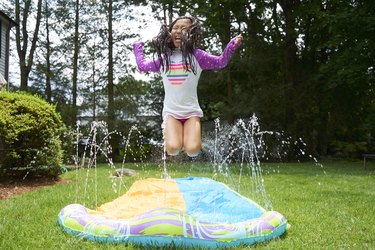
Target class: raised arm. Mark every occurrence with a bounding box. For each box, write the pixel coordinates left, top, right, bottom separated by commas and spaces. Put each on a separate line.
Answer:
133, 41, 161, 72
194, 35, 241, 70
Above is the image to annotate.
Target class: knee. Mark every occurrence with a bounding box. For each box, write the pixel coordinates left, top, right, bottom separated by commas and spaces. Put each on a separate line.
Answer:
166, 142, 182, 156
185, 142, 201, 157
187, 151, 200, 157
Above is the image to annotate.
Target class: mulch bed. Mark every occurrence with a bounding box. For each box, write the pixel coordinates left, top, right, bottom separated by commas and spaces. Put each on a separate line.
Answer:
0, 176, 71, 200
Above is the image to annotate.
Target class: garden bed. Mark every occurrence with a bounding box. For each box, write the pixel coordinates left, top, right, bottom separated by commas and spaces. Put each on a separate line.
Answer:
0, 176, 71, 200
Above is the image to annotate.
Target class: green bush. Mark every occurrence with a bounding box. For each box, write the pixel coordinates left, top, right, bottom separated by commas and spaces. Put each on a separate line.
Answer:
0, 91, 65, 177
330, 140, 368, 158
120, 143, 153, 162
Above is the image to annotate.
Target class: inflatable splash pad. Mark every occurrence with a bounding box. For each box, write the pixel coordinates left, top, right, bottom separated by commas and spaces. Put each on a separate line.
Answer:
58, 177, 287, 248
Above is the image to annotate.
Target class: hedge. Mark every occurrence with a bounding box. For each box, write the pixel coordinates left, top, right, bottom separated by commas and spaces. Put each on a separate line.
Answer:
0, 91, 65, 178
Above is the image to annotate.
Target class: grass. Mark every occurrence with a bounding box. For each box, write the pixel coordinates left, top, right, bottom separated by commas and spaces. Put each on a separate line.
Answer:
0, 160, 374, 249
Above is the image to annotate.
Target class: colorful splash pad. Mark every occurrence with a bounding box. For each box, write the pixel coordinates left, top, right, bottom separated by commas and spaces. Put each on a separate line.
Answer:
58, 177, 287, 248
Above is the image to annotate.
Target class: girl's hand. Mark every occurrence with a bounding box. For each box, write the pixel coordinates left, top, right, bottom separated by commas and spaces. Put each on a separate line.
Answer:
134, 40, 144, 46
234, 34, 243, 46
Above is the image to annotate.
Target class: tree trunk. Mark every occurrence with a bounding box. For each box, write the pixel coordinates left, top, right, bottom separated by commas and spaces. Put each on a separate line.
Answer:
168, 2, 173, 25
107, 0, 118, 159
163, 3, 167, 24
108, 0, 114, 127
15, 0, 43, 91
278, 0, 300, 132
220, 9, 234, 123
72, 0, 80, 127
92, 43, 97, 122
19, 68, 29, 90
45, 0, 52, 102
162, 2, 174, 25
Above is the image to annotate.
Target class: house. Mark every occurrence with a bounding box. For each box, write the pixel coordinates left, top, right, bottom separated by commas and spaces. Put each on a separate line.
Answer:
0, 10, 17, 89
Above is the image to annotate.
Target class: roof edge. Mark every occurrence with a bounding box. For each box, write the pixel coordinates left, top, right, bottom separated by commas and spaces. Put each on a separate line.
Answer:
0, 10, 17, 27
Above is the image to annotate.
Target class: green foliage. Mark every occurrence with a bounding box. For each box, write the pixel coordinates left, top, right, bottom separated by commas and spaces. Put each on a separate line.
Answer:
330, 141, 368, 158
60, 127, 75, 165
0, 91, 65, 177
120, 143, 153, 162
191, 0, 375, 157
6, 0, 375, 160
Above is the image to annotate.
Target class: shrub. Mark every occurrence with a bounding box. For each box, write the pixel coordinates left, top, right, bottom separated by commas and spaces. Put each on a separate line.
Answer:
0, 91, 65, 177
120, 143, 153, 162
330, 140, 368, 158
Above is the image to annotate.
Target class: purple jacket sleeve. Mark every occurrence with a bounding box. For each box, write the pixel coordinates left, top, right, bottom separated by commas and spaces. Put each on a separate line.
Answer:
193, 36, 241, 70
133, 41, 161, 72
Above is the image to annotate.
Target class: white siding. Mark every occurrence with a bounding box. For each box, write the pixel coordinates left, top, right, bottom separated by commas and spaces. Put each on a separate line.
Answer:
0, 19, 6, 77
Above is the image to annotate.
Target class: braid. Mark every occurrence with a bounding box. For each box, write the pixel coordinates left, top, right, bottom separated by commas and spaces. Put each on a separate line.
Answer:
152, 16, 202, 74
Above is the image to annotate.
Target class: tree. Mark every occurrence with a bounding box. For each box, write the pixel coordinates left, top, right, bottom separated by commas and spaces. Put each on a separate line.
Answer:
14, 0, 43, 90
6, 0, 373, 159
106, 0, 117, 157
71, 0, 80, 128
29, 0, 53, 102
145, 0, 375, 158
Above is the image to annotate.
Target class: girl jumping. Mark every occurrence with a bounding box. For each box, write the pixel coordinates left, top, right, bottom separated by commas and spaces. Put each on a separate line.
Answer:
133, 16, 242, 157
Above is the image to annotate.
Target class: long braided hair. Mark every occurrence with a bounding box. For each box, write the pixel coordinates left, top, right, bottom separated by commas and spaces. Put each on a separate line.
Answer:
152, 16, 202, 74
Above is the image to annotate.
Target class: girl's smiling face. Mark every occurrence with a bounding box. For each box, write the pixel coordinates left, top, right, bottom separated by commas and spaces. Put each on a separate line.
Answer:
171, 18, 192, 48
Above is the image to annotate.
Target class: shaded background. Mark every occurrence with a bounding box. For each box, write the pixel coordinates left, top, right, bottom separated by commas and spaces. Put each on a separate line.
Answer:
2, 0, 374, 160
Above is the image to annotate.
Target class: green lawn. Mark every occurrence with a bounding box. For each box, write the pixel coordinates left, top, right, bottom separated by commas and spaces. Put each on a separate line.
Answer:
0, 161, 374, 249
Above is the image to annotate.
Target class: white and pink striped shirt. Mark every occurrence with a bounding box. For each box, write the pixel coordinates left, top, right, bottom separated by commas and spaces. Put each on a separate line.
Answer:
133, 37, 240, 120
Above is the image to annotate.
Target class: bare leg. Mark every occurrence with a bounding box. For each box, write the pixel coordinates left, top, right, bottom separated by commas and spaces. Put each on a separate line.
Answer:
183, 117, 201, 157
164, 116, 183, 156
